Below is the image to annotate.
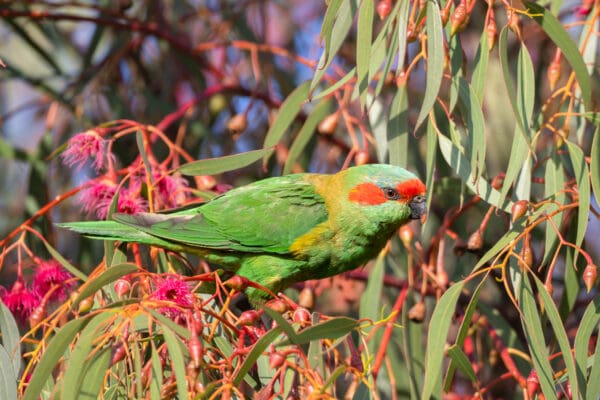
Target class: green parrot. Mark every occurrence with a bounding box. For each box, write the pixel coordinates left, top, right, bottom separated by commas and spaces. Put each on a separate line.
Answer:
59, 164, 426, 302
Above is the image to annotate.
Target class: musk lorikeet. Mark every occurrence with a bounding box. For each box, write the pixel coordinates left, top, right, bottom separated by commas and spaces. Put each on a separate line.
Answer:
59, 164, 426, 302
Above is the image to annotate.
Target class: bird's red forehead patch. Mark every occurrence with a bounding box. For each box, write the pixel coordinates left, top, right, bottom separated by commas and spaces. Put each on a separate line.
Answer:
348, 179, 426, 205
396, 179, 426, 199
348, 183, 387, 205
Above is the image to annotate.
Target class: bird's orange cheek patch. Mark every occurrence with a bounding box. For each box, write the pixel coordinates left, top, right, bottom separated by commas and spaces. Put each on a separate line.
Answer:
396, 179, 426, 199
348, 183, 386, 205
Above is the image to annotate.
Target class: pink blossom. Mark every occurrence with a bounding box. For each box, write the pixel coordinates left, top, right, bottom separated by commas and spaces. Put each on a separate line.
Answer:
0, 280, 40, 324
152, 276, 194, 319
61, 130, 113, 172
79, 180, 117, 219
32, 260, 75, 303
154, 172, 188, 208
117, 187, 148, 214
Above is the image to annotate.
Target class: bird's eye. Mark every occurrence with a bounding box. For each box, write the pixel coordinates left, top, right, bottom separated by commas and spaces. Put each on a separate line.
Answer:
383, 187, 399, 200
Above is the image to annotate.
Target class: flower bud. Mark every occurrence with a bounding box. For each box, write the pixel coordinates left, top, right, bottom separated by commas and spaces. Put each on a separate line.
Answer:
354, 150, 370, 166
265, 298, 289, 314
486, 12, 497, 51
78, 296, 94, 314
450, 1, 468, 36
511, 200, 529, 223
408, 301, 426, 323
292, 307, 311, 324
526, 370, 540, 397
269, 351, 285, 369
227, 113, 247, 134
583, 264, 597, 293
196, 175, 216, 190
399, 225, 414, 248
318, 113, 339, 135
547, 49, 561, 91
114, 278, 131, 298
466, 230, 483, 251
111, 344, 127, 365
298, 288, 315, 309
188, 335, 203, 368
377, 0, 392, 20
224, 275, 250, 292
237, 310, 263, 326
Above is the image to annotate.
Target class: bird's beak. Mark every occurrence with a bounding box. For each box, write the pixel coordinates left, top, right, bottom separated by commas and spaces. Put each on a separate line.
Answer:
408, 195, 427, 219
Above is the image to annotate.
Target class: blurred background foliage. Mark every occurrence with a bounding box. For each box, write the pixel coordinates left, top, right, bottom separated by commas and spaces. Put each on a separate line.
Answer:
0, 0, 599, 399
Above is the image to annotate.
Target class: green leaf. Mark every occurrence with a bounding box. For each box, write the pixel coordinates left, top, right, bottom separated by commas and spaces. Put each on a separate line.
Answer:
498, 27, 531, 147
233, 326, 283, 386
150, 342, 163, 400
22, 315, 94, 400
146, 309, 191, 339
516, 42, 535, 138
447, 345, 477, 385
0, 302, 21, 376
471, 29, 489, 103
574, 296, 600, 399
444, 276, 486, 391
588, 332, 600, 400
311, 68, 355, 101
388, 86, 409, 168
532, 275, 579, 398
368, 96, 388, 163
359, 252, 385, 322
162, 326, 189, 399
356, 0, 374, 109
519, 278, 557, 400
438, 133, 511, 211
178, 147, 275, 176
396, 0, 410, 73
311, 1, 358, 92
0, 346, 17, 400
284, 98, 333, 174
78, 347, 110, 399
590, 126, 600, 201
500, 128, 531, 204
292, 317, 358, 345
542, 152, 564, 266
264, 80, 312, 155
524, 2, 592, 110
565, 141, 590, 252
62, 313, 113, 400
43, 240, 88, 281
263, 306, 299, 343
72, 263, 138, 308
425, 117, 437, 213
320, 0, 345, 61
422, 281, 465, 400
456, 77, 486, 183
415, 0, 444, 130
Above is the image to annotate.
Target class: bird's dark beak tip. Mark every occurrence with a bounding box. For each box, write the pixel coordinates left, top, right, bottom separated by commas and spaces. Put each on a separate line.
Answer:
409, 196, 427, 220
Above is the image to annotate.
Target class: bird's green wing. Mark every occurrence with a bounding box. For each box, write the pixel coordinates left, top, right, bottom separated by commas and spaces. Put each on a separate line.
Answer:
113, 174, 328, 254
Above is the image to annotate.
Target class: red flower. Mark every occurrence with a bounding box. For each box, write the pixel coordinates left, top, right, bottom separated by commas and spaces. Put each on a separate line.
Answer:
152, 276, 194, 319
32, 260, 75, 303
117, 187, 148, 214
154, 172, 188, 208
0, 280, 40, 324
79, 180, 117, 219
61, 130, 113, 172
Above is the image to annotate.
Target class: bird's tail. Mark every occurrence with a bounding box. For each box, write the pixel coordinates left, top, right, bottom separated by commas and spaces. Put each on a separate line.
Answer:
56, 220, 187, 252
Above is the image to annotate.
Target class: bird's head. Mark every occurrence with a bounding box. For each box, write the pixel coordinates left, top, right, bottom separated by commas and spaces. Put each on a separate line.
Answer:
342, 164, 427, 225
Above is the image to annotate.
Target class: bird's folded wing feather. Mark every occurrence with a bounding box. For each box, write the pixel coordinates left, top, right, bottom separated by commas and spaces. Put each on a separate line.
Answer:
114, 175, 329, 254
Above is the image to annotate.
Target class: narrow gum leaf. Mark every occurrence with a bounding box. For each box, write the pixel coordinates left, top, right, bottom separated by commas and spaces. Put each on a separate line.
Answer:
421, 281, 465, 400
415, 0, 444, 130
178, 147, 276, 176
